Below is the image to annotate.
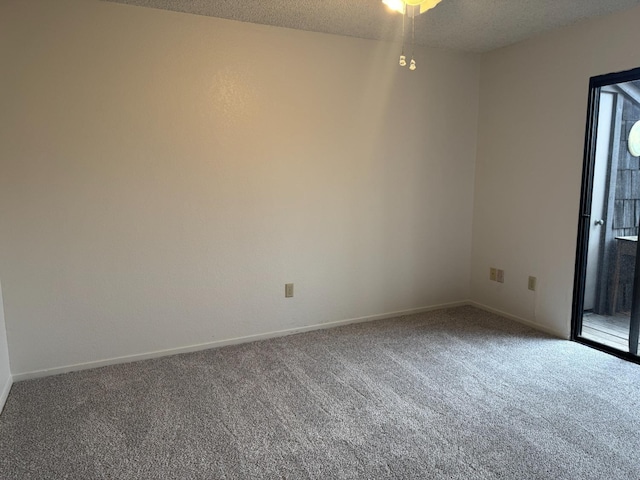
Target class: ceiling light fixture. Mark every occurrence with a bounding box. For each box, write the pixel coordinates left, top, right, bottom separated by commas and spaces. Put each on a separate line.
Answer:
383, 0, 443, 16
383, 0, 443, 72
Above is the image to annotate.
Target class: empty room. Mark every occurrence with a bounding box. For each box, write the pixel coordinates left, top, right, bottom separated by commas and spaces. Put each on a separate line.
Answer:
2, 0, 640, 478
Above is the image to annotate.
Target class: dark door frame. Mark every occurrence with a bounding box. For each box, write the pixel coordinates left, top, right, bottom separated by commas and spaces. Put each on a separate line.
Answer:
571, 66, 640, 364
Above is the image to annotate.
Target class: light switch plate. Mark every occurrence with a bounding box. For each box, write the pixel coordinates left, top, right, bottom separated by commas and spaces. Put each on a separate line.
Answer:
490, 268, 497, 281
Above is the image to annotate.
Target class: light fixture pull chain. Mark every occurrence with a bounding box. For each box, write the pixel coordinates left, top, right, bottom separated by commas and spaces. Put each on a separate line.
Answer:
399, 7, 407, 67
410, 12, 417, 70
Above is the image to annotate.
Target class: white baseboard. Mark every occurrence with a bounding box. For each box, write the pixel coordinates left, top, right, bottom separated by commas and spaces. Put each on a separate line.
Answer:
0, 375, 13, 415
468, 301, 568, 339
13, 300, 468, 382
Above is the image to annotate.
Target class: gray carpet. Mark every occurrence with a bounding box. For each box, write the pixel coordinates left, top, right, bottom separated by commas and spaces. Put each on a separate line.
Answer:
1, 306, 640, 479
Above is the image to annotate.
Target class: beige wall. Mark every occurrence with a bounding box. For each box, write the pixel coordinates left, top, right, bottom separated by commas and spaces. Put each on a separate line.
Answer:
0, 0, 480, 376
471, 5, 640, 337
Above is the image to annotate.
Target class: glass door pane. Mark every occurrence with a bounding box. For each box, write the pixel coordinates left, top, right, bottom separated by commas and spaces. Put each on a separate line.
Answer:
577, 78, 640, 356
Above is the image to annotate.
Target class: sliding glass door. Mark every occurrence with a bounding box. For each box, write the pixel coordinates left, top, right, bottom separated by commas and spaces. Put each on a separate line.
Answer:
573, 67, 640, 359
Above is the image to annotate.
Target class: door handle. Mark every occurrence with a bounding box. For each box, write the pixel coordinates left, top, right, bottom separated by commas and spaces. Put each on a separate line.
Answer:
594, 219, 605, 226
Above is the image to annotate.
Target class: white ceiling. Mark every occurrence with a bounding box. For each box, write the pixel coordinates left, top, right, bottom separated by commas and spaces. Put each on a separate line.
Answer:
103, 0, 640, 52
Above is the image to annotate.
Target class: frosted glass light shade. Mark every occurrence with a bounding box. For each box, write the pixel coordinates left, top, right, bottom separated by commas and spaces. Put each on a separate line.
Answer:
629, 121, 640, 157
383, 0, 444, 15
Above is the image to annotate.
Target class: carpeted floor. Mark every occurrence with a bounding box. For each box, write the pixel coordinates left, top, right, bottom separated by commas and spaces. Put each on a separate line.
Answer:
1, 306, 640, 479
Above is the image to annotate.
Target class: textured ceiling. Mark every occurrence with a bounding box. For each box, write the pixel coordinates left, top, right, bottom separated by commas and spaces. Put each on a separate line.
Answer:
103, 0, 640, 52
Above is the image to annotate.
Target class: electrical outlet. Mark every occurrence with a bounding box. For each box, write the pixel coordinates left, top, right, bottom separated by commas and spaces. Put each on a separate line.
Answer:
490, 268, 497, 281
285, 283, 294, 298
496, 269, 505, 283
528, 276, 537, 291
